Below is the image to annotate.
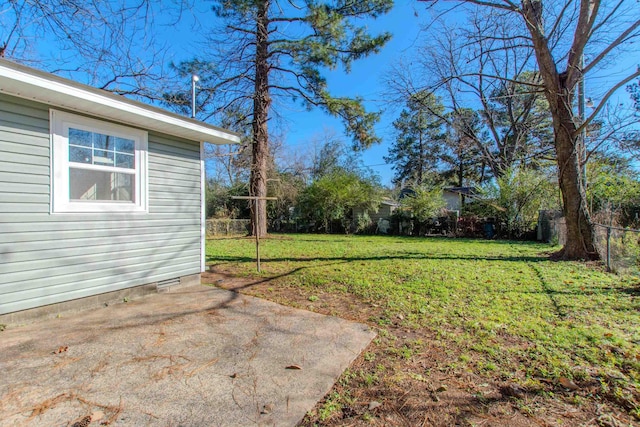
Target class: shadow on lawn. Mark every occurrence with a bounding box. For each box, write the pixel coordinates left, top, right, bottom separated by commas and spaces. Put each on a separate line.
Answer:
206, 252, 549, 265
524, 262, 640, 319
619, 284, 640, 296
207, 251, 636, 305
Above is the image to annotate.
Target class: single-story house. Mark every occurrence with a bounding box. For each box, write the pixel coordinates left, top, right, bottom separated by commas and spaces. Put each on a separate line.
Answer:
352, 199, 398, 233
443, 187, 475, 212
0, 59, 240, 320
398, 186, 475, 213
352, 199, 398, 224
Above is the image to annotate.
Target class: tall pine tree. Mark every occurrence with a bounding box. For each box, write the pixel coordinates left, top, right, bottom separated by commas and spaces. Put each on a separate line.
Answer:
385, 92, 446, 187
169, 0, 392, 236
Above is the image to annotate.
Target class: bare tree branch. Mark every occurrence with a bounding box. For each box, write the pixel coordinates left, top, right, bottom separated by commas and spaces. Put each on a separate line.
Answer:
583, 18, 640, 75
579, 67, 640, 134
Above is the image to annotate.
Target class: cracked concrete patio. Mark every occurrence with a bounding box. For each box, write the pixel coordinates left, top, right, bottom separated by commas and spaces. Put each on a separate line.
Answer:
0, 284, 375, 426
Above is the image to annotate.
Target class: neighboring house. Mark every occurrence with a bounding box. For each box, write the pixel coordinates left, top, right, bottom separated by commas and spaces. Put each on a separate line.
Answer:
352, 199, 398, 224
378, 199, 399, 219
0, 59, 240, 319
399, 186, 475, 213
352, 199, 398, 234
443, 187, 475, 212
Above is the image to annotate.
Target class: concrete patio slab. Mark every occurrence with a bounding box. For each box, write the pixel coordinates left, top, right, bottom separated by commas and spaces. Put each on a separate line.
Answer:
0, 285, 375, 426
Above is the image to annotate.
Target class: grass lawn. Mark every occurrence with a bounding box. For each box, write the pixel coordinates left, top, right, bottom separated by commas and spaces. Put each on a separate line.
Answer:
205, 234, 640, 426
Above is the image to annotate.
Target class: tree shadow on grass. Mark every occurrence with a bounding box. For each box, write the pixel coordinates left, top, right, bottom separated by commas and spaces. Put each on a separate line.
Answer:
524, 262, 639, 320
619, 284, 640, 297
206, 252, 549, 265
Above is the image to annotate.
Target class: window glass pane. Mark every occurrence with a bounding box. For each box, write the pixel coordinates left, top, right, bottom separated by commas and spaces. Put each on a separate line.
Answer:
68, 127, 137, 169
93, 133, 114, 150
115, 137, 135, 154
115, 153, 135, 169
69, 168, 134, 202
69, 128, 92, 147
93, 150, 115, 166
69, 146, 92, 164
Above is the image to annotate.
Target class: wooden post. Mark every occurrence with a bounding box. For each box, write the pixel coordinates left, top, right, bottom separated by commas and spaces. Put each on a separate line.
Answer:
255, 200, 260, 271
232, 196, 277, 272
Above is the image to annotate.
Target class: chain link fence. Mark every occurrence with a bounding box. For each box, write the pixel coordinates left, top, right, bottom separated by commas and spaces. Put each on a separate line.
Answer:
538, 210, 639, 274
594, 223, 640, 274
206, 219, 250, 236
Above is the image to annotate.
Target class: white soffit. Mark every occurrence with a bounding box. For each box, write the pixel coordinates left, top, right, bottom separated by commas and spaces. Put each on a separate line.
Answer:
0, 59, 240, 145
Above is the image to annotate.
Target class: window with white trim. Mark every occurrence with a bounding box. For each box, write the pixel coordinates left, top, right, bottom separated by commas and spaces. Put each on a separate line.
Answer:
50, 110, 148, 213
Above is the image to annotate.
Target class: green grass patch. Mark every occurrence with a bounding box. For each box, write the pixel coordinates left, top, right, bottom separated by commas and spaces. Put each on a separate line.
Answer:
207, 234, 640, 412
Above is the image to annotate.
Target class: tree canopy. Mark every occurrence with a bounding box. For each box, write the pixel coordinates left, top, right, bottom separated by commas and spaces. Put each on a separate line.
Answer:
298, 168, 383, 232
404, 0, 640, 259
1, 0, 180, 96
385, 92, 447, 186
165, 0, 392, 237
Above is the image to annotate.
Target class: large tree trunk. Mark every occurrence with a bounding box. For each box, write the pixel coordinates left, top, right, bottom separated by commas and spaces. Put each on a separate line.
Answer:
250, 0, 270, 237
552, 103, 598, 259
522, 0, 599, 260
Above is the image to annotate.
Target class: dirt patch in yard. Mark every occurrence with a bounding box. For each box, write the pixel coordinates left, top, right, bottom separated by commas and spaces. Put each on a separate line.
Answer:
203, 267, 638, 427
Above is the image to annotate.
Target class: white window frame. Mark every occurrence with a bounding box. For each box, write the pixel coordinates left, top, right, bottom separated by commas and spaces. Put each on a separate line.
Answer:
50, 109, 148, 213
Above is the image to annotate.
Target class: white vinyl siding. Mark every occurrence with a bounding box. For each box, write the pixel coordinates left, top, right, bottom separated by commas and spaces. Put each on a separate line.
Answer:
0, 94, 203, 315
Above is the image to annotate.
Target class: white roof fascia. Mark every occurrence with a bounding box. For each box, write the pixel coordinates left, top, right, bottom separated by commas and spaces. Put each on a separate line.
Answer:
0, 59, 240, 145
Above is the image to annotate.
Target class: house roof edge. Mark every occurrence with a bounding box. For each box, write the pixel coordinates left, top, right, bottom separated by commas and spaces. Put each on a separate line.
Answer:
0, 58, 241, 145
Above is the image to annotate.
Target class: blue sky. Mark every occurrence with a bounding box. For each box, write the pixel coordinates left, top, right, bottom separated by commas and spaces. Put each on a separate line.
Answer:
279, 0, 425, 185
135, 0, 426, 185
253, 1, 640, 186
10, 0, 639, 184
1, 0, 423, 185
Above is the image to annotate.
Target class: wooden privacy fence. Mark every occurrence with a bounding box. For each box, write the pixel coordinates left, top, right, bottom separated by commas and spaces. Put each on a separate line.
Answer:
206, 219, 250, 236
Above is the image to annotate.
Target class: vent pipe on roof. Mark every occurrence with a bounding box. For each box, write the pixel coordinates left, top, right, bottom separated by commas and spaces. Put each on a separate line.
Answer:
191, 74, 199, 119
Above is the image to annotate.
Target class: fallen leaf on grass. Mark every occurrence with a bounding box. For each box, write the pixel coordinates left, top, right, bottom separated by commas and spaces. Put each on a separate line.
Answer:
597, 413, 622, 427
500, 384, 526, 398
559, 377, 580, 390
